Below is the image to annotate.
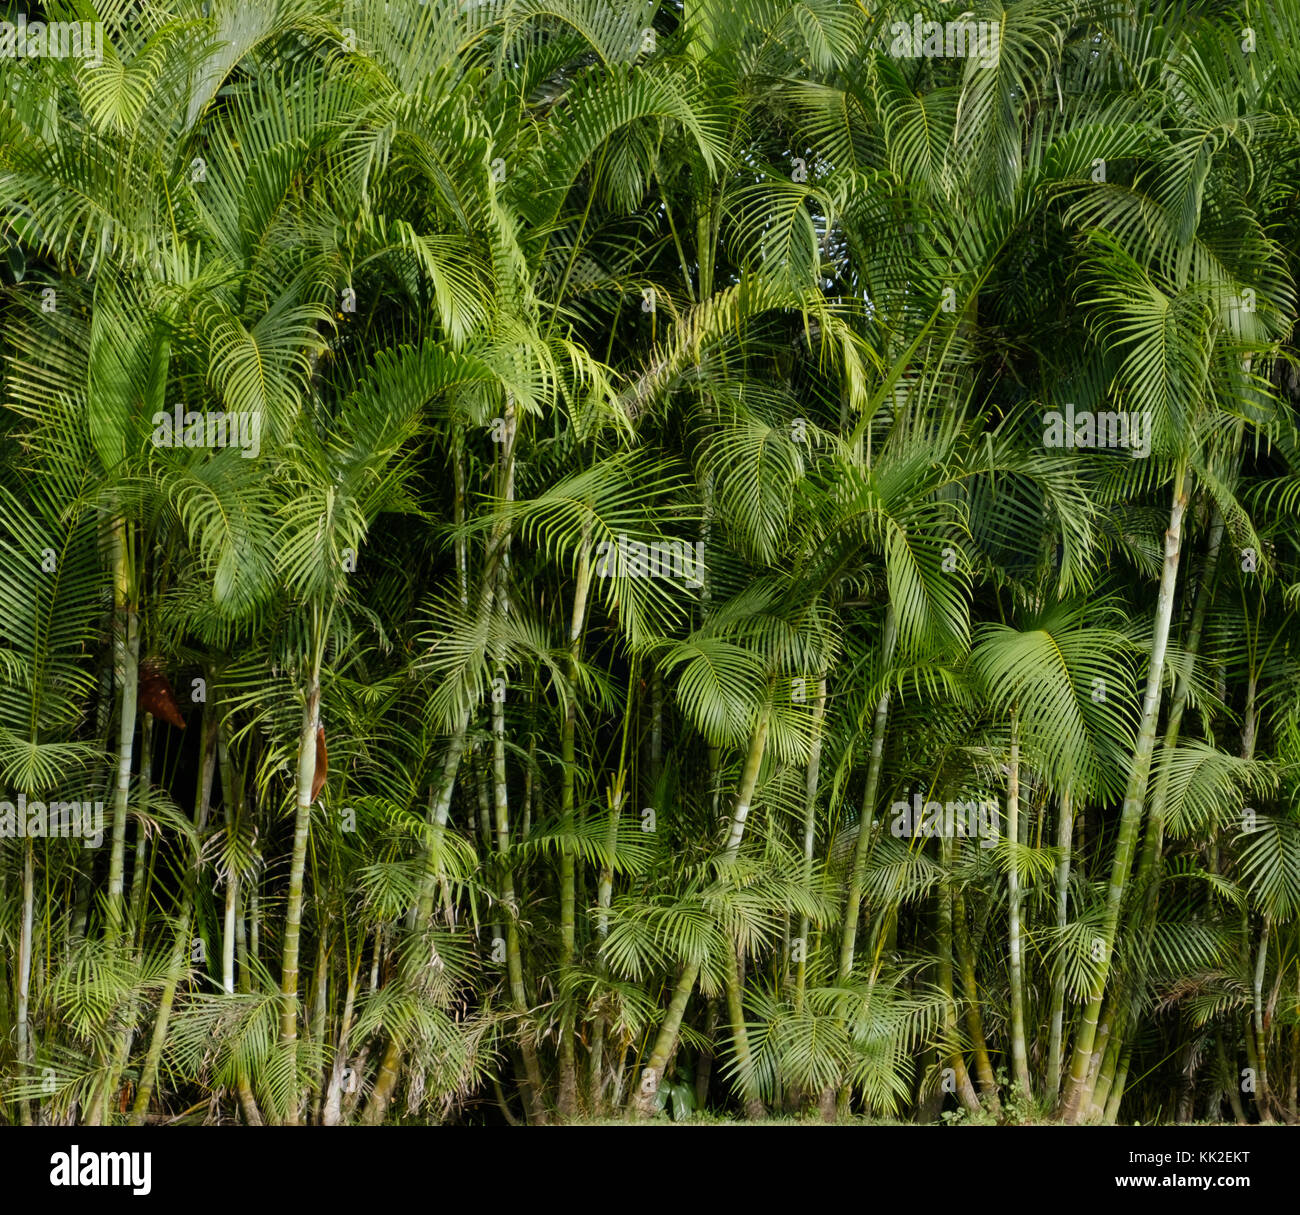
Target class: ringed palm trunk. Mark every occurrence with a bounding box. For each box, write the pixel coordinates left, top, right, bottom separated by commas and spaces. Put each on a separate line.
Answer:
1238, 670, 1275, 1122
486, 402, 547, 1123
16, 839, 34, 1125
556, 526, 594, 1119
938, 833, 982, 1113
632, 703, 771, 1118
493, 659, 548, 1123
1006, 707, 1032, 1100
837, 605, 897, 982
323, 948, 363, 1126
588, 781, 623, 1112
217, 712, 242, 995
590, 675, 637, 1111
719, 702, 771, 1117
822, 608, 895, 1113
367, 428, 499, 1123
278, 653, 322, 1125
794, 677, 828, 1012
105, 547, 139, 947
96, 714, 158, 1123
1093, 508, 1224, 1120
1060, 466, 1189, 1122
131, 703, 225, 1124
954, 878, 1000, 1110
1045, 789, 1074, 1102
128, 895, 192, 1125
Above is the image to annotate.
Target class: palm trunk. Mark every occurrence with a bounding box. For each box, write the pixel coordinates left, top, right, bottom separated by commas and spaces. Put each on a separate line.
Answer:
837, 605, 896, 981
1098, 509, 1226, 1117
939, 833, 982, 1113
1102, 1039, 1132, 1124
16, 839, 34, 1125
725, 944, 765, 1118
130, 713, 220, 1125
556, 527, 594, 1118
308, 930, 330, 1124
97, 714, 157, 1123
587, 785, 622, 1111
632, 960, 700, 1117
1252, 914, 1273, 1121
794, 678, 828, 1011
1046, 789, 1074, 1101
128, 896, 192, 1125
954, 881, 1000, 1109
105, 578, 139, 946
278, 661, 322, 1124
1061, 467, 1188, 1121
217, 714, 241, 994
1006, 707, 1032, 1099
590, 674, 638, 1111
632, 703, 771, 1118
323, 949, 362, 1126
127, 715, 154, 945
494, 675, 548, 1123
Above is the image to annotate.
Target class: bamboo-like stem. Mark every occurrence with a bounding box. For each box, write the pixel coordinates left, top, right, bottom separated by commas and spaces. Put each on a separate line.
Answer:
278, 635, 323, 1124
556, 523, 594, 1118
128, 895, 192, 1125
953, 881, 1000, 1110
1253, 914, 1273, 1122
1061, 467, 1188, 1122
938, 833, 982, 1113
217, 710, 242, 995
16, 839, 34, 1125
837, 605, 896, 981
632, 701, 772, 1118
323, 948, 362, 1126
308, 929, 330, 1124
794, 677, 828, 1011
105, 552, 139, 947
1099, 509, 1226, 1116
590, 672, 637, 1111
1045, 789, 1074, 1101
1006, 707, 1031, 1099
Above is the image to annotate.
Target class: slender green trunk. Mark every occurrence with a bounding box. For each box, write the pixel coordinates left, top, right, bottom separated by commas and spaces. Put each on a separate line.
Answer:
98, 715, 157, 1123
587, 785, 622, 1112
128, 897, 192, 1125
632, 960, 700, 1118
278, 663, 322, 1124
632, 703, 771, 1118
105, 592, 139, 946
1046, 790, 1074, 1102
1252, 914, 1273, 1122
725, 944, 765, 1118
1099, 510, 1226, 1117
1061, 467, 1188, 1122
308, 930, 329, 1124
954, 881, 1000, 1110
16, 839, 34, 1125
217, 715, 241, 994
494, 676, 548, 1123
1102, 1040, 1132, 1124
557, 527, 594, 1119
1006, 707, 1031, 1099
837, 606, 896, 981
939, 833, 982, 1113
794, 678, 827, 1011
323, 950, 362, 1126
127, 715, 154, 945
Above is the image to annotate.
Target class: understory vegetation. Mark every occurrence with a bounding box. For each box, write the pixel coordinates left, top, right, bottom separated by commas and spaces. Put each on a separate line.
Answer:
2, 0, 1300, 1125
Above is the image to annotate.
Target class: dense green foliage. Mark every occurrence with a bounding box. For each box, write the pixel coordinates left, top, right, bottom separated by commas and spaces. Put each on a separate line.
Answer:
1, 0, 1299, 1126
